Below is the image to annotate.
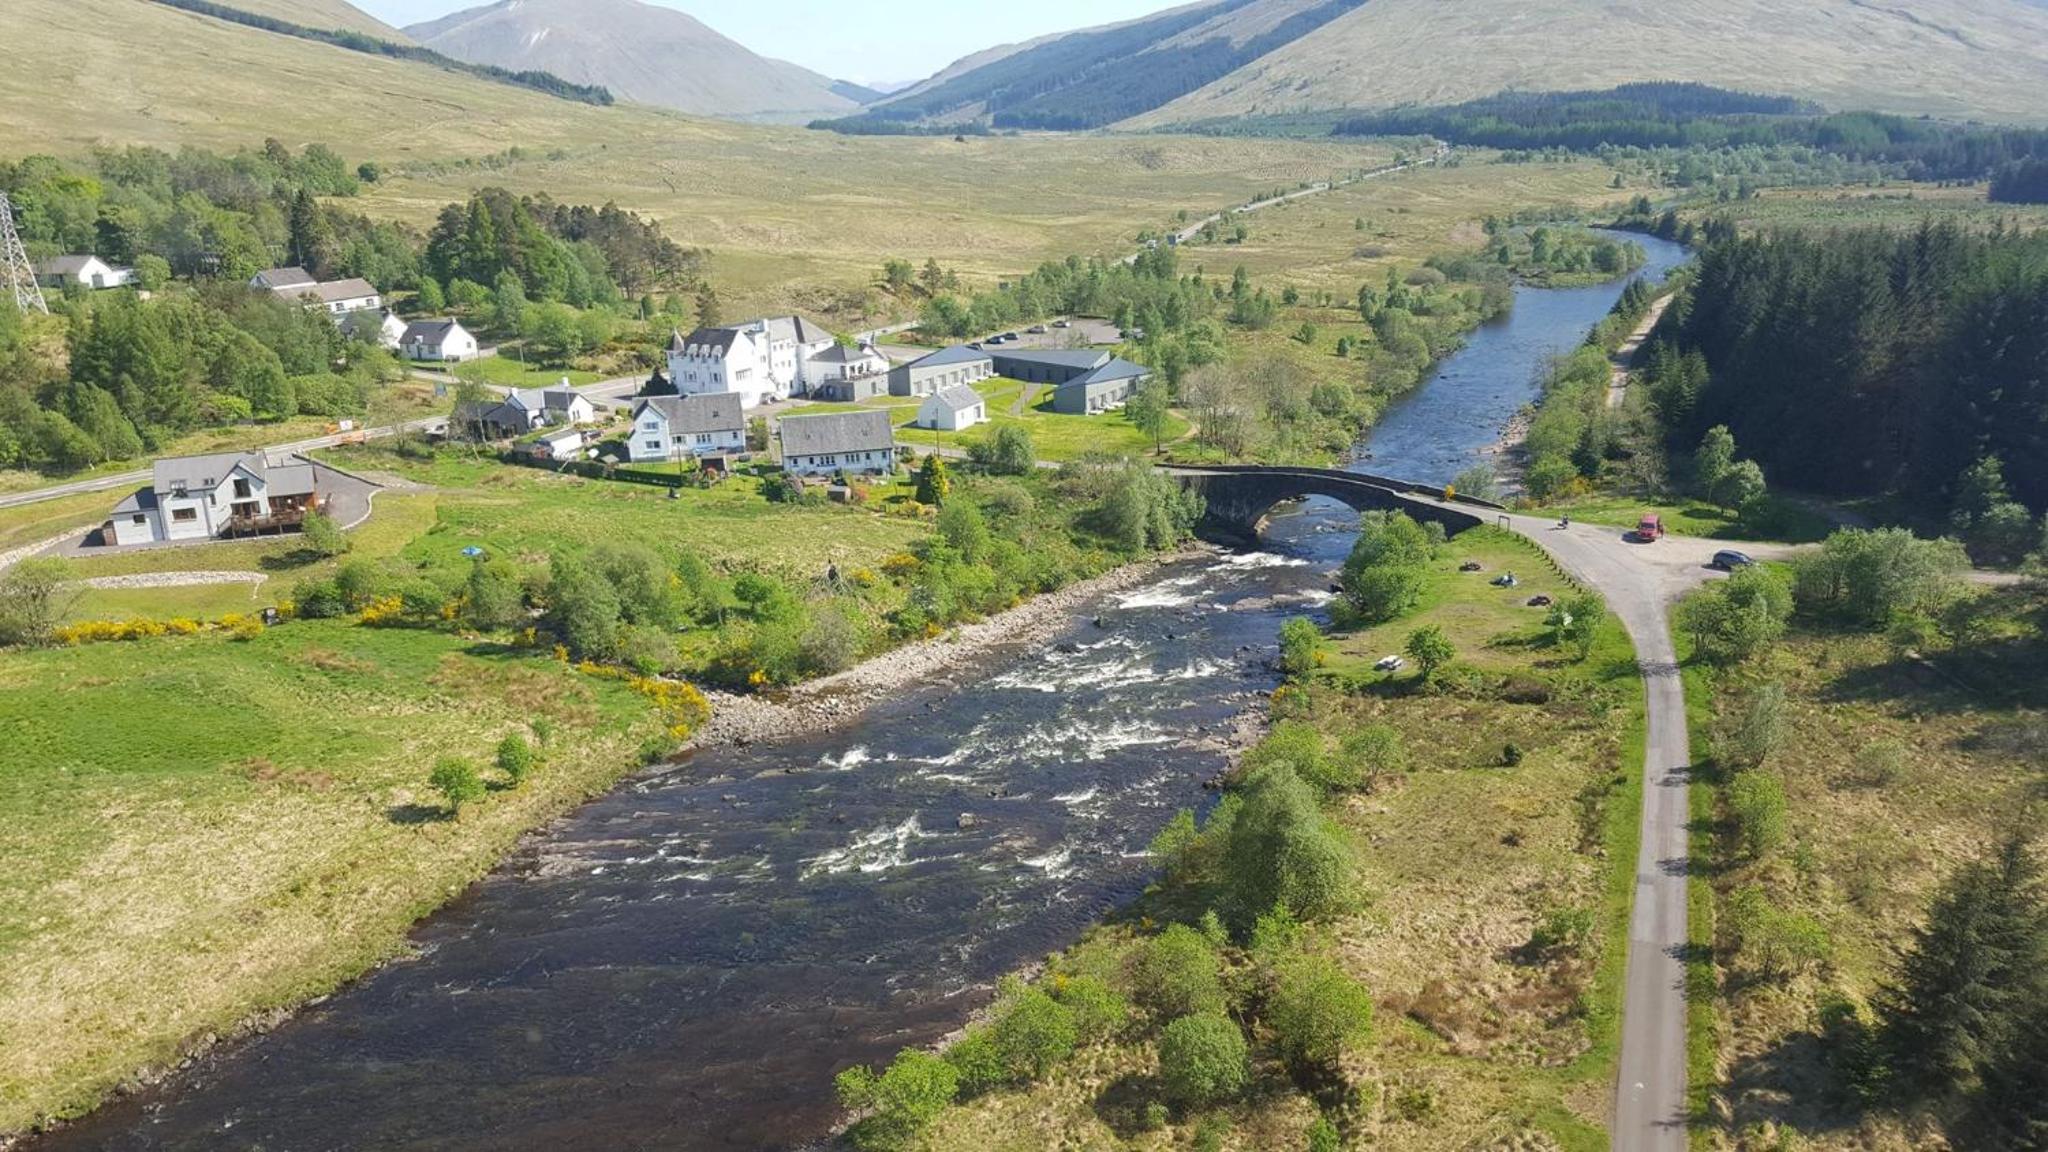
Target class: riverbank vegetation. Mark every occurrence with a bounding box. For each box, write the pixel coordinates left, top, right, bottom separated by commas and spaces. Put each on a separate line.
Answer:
0, 437, 1206, 1136
1680, 529, 2048, 1149
839, 525, 1646, 1150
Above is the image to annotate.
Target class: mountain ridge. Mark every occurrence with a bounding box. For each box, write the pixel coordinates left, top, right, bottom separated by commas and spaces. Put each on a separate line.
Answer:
405, 0, 863, 123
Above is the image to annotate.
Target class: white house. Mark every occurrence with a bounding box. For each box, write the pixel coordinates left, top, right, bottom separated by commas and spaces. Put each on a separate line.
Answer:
664, 314, 836, 408
628, 394, 747, 464
400, 319, 479, 363
527, 427, 594, 462
777, 410, 897, 478
105, 452, 324, 547
339, 309, 407, 350
505, 385, 597, 430
918, 384, 987, 432
809, 342, 893, 402
252, 267, 382, 315
38, 255, 135, 291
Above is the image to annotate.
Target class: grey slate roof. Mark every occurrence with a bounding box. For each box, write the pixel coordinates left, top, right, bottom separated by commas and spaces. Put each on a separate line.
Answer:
39, 255, 104, 276
153, 451, 263, 495
930, 384, 983, 412
111, 487, 158, 515
1067, 357, 1150, 387
253, 267, 315, 290
778, 410, 896, 458
990, 348, 1111, 372
266, 462, 317, 498
677, 326, 745, 355
813, 343, 884, 365
306, 278, 379, 303
401, 319, 464, 345
907, 344, 994, 370
638, 393, 745, 435
762, 315, 833, 346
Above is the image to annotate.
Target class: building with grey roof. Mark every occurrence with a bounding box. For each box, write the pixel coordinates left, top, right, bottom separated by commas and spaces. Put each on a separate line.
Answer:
1050, 357, 1152, 415
628, 394, 748, 463
889, 344, 995, 397
777, 410, 897, 477
105, 452, 337, 547
917, 384, 988, 432
37, 255, 135, 291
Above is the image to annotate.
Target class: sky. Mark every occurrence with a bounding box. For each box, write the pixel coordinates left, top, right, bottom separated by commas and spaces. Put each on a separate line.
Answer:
352, 0, 1178, 86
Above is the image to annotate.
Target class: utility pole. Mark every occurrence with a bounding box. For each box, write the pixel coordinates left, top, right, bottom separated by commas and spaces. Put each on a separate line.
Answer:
1, 193, 49, 317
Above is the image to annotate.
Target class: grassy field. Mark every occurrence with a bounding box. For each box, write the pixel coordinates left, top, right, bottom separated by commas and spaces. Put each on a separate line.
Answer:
0, 621, 664, 1133
1544, 493, 1839, 546
454, 355, 606, 389
922, 528, 1647, 1150
1690, 591, 2047, 1150
802, 378, 1192, 461
1699, 183, 2048, 238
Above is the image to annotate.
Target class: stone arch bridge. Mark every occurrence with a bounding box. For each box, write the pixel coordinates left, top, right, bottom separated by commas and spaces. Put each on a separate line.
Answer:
1162, 465, 1506, 544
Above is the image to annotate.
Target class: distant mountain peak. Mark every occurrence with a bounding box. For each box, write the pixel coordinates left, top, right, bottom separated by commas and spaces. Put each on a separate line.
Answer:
407, 0, 859, 123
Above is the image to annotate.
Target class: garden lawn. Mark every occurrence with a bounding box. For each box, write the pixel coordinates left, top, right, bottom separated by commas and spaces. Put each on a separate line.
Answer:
452, 354, 603, 389
0, 621, 666, 1134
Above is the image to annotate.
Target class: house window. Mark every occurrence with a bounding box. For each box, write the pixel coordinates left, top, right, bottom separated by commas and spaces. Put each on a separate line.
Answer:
171, 508, 198, 523
644, 440, 662, 451
233, 478, 252, 499
642, 421, 660, 431
131, 514, 146, 525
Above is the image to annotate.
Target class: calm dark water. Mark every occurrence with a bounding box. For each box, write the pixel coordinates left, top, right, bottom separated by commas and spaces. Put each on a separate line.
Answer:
39, 237, 1686, 1152
1357, 231, 1691, 486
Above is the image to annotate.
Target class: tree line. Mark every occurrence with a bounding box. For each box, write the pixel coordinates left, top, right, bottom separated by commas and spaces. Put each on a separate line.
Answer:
1642, 221, 2048, 519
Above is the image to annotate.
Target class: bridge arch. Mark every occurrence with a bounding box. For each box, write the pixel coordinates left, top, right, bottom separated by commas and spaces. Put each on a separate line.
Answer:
1164, 465, 1498, 545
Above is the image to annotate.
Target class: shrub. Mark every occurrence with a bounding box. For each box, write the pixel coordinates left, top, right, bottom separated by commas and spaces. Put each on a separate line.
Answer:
1220, 764, 1353, 930
1343, 564, 1423, 624
1052, 974, 1129, 1043
545, 554, 622, 661
1134, 924, 1227, 1021
1404, 624, 1455, 683
986, 986, 1078, 1082
1278, 617, 1325, 678
966, 424, 1035, 475
300, 511, 349, 557
496, 733, 537, 784
1268, 953, 1375, 1077
1680, 566, 1791, 664
462, 558, 526, 630
0, 558, 77, 647
429, 756, 484, 813
836, 1049, 958, 1152
1339, 725, 1406, 791
293, 578, 347, 619
1158, 1014, 1249, 1107
1307, 1115, 1342, 1152
1728, 771, 1788, 859
1792, 528, 1968, 628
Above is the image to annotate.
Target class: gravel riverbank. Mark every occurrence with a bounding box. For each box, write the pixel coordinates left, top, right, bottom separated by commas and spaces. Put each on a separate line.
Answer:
693, 546, 1217, 749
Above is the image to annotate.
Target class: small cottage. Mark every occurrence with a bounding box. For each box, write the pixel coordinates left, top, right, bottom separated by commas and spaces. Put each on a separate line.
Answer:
917, 384, 987, 432
777, 410, 896, 477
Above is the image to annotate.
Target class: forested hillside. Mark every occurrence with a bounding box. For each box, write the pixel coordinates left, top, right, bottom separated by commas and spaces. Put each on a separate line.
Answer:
819, 0, 1363, 133
1640, 222, 2048, 518
0, 142, 701, 475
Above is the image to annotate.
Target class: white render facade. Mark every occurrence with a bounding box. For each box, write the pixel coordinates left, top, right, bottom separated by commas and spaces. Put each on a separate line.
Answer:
917, 384, 988, 432
665, 316, 836, 409
107, 453, 320, 547
627, 395, 747, 464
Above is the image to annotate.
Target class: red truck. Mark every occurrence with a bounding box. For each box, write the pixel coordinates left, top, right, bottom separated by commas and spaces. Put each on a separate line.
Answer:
1635, 514, 1666, 542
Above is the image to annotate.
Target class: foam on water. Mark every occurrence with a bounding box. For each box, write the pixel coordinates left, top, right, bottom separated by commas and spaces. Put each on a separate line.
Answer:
818, 747, 872, 771
1219, 551, 1310, 569
801, 815, 927, 879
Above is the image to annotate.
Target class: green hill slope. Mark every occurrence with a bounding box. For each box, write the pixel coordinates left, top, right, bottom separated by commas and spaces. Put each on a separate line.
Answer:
233, 0, 411, 41
1126, 0, 2048, 127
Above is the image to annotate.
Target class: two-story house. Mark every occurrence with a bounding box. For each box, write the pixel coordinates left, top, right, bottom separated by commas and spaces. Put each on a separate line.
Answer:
664, 315, 836, 408
777, 410, 897, 478
627, 394, 747, 464
105, 452, 326, 547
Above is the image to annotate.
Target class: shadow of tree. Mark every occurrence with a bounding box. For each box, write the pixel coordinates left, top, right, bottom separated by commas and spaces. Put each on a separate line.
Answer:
1092, 1071, 1165, 1139
257, 548, 326, 573
387, 803, 448, 825
1717, 1025, 1871, 1141
1825, 637, 2048, 714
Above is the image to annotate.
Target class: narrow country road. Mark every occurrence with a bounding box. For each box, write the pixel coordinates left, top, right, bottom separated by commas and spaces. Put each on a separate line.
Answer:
1607, 293, 1676, 410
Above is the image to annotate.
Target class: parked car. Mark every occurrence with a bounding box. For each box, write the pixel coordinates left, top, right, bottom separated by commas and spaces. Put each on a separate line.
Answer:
1374, 655, 1405, 673
1711, 550, 1755, 570
1028, 324, 1047, 334
1634, 514, 1666, 542
1052, 319, 1072, 329
1000, 331, 1020, 341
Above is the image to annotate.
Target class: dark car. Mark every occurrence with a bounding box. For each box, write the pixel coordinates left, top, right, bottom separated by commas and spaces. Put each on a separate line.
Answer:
1028, 324, 1047, 334
1711, 550, 1756, 571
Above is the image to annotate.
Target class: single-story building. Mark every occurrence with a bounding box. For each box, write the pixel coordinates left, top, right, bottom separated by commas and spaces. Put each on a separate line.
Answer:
809, 342, 892, 401
400, 319, 479, 363
918, 384, 988, 432
778, 409, 896, 477
889, 344, 994, 397
1051, 357, 1151, 415
456, 385, 594, 440
105, 452, 327, 547
250, 267, 317, 293
300, 278, 382, 315
628, 393, 747, 463
987, 348, 1116, 386
38, 255, 135, 291
526, 427, 594, 462
339, 309, 407, 350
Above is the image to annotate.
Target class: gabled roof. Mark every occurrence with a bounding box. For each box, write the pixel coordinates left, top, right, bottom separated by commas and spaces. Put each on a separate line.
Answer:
265, 462, 317, 498
1065, 357, 1151, 388
778, 410, 896, 458
305, 279, 379, 304
905, 344, 993, 370
153, 451, 265, 495
990, 348, 1112, 372
677, 326, 746, 355
111, 487, 158, 516
761, 315, 833, 346
253, 267, 315, 290
637, 393, 746, 436
813, 343, 885, 365
401, 318, 467, 344
39, 254, 109, 275
928, 384, 983, 413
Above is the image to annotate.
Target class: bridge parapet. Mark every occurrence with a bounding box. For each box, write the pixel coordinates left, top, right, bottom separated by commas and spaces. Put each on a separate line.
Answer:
1163, 465, 1496, 544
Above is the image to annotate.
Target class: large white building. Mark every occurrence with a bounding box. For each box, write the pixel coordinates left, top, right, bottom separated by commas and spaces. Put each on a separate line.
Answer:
665, 315, 836, 409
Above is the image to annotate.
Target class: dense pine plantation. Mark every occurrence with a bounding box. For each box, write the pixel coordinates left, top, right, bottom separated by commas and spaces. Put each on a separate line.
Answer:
1645, 222, 2048, 517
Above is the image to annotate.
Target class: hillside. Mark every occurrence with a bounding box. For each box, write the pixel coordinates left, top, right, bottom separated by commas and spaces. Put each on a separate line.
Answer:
231, 0, 410, 41
406, 0, 860, 123
830, 0, 1365, 132
1125, 0, 2048, 128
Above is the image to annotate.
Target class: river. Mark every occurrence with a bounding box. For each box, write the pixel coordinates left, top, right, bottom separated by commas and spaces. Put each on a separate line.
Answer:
38, 231, 1689, 1152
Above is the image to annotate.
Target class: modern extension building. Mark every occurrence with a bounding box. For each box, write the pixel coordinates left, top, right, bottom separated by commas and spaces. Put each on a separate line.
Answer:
987, 348, 1151, 415
888, 344, 994, 398
105, 452, 331, 547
